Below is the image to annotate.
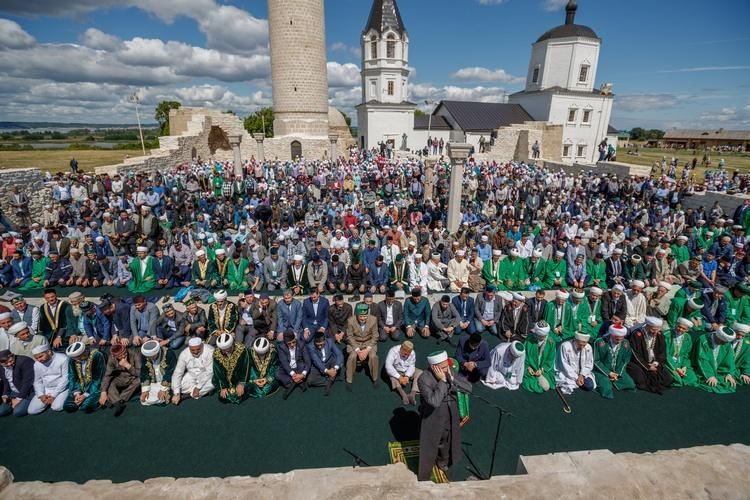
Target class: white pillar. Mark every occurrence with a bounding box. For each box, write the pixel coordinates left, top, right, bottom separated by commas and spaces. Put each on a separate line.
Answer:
328, 134, 339, 163
253, 133, 265, 161
446, 143, 472, 234
228, 134, 243, 178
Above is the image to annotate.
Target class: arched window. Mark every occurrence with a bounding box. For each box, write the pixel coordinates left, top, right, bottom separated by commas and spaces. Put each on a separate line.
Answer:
291, 140, 302, 160
370, 36, 377, 59
386, 34, 396, 59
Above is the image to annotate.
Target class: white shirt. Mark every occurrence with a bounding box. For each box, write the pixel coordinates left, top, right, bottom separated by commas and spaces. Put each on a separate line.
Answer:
33, 352, 69, 397
385, 345, 416, 379
3, 366, 18, 393
172, 345, 215, 390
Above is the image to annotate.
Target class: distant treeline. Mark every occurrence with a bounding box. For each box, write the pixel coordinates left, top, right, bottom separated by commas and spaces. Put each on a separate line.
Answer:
0, 128, 160, 141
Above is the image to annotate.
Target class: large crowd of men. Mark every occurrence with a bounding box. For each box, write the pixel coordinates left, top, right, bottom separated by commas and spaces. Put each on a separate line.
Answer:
2, 152, 750, 477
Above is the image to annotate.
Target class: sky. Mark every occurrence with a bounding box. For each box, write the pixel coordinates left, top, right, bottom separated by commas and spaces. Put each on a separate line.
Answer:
0, 0, 748, 130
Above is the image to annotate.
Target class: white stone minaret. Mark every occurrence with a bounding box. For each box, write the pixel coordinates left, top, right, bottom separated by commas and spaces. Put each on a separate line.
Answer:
267, 0, 330, 138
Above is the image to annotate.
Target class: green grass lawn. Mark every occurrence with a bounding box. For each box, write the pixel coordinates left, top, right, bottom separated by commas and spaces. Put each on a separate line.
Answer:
0, 149, 142, 174
616, 146, 750, 178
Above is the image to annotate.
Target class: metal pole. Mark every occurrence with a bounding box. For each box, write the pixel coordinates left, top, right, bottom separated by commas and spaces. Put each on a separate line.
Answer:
131, 93, 146, 156
262, 113, 266, 137
425, 100, 433, 156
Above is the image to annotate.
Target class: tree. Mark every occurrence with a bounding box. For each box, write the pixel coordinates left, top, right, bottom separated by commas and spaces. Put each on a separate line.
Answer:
414, 109, 427, 117
629, 127, 646, 141
646, 129, 665, 141
155, 101, 181, 136
243, 107, 274, 138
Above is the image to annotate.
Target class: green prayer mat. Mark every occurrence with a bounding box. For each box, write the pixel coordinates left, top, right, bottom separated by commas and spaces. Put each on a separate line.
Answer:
388, 440, 448, 484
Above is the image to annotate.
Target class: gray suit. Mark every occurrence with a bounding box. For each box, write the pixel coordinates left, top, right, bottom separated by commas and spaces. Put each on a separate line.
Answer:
148, 311, 187, 348
376, 300, 404, 341
263, 256, 288, 290
129, 303, 160, 339
474, 294, 503, 335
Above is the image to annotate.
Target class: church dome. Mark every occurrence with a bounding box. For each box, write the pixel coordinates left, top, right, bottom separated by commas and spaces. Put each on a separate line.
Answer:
328, 106, 349, 130
535, 0, 599, 43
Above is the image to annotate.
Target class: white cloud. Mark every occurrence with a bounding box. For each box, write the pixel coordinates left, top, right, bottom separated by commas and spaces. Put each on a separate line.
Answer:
543, 0, 569, 11
658, 65, 750, 73
451, 66, 525, 84
616, 94, 679, 112
410, 83, 510, 106
700, 107, 737, 123
330, 42, 360, 58
81, 28, 122, 51
476, 0, 508, 5
327, 62, 360, 88
0, 18, 35, 49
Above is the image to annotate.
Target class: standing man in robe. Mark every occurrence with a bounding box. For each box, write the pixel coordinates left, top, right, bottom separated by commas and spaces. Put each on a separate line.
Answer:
522, 321, 556, 393
593, 323, 636, 399
692, 326, 738, 393
417, 350, 472, 482
171, 337, 215, 404
28, 344, 69, 415
627, 317, 673, 394
483, 341, 526, 390
139, 340, 176, 406
555, 332, 596, 394
664, 317, 698, 388
63, 342, 105, 413
128, 246, 155, 293
213, 333, 250, 404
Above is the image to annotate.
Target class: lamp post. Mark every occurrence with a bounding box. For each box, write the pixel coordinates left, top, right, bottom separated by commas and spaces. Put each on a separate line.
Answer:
130, 93, 146, 157
425, 99, 434, 156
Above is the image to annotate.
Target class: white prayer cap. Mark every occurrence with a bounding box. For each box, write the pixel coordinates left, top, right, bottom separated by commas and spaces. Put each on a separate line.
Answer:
509, 248, 520, 257
511, 292, 525, 301
613, 284, 625, 292
493, 249, 502, 256
239, 225, 246, 230
215, 249, 226, 256
481, 235, 488, 242
532, 249, 543, 258
574, 332, 591, 342
253, 336, 270, 355
658, 281, 672, 290
556, 290, 570, 300
571, 290, 585, 300
631, 255, 642, 263
0, 312, 11, 321
217, 333, 234, 350
732, 322, 750, 334
195, 250, 206, 257
31, 344, 50, 355
95, 236, 104, 242
103, 212, 111, 218
293, 254, 304, 261
630, 280, 645, 289
613, 248, 624, 255
638, 236, 649, 242
198, 233, 206, 239
140, 340, 160, 357
509, 341, 525, 358
608, 324, 627, 337
715, 326, 736, 343
427, 350, 448, 365
676, 317, 693, 330
498, 291, 513, 302
555, 250, 565, 257
687, 297, 703, 310
455, 249, 465, 257
136, 246, 148, 253
697, 220, 706, 226
7, 322, 28, 336
414, 253, 422, 259
213, 289, 228, 301
207, 238, 215, 244
533, 321, 550, 337
188, 337, 203, 347
589, 287, 603, 296
66, 342, 86, 358
676, 235, 688, 242
656, 248, 666, 255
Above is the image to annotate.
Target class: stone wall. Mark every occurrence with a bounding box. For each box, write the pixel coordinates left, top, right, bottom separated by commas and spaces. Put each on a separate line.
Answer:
477, 122, 563, 164
0, 168, 51, 228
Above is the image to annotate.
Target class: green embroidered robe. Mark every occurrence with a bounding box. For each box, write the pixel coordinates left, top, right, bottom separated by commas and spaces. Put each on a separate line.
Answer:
128, 255, 156, 293
541, 258, 567, 288
228, 257, 250, 291
521, 335, 556, 393
213, 344, 251, 404
663, 330, 697, 387
19, 256, 49, 290
593, 338, 636, 399
247, 346, 280, 398
497, 256, 527, 290
692, 334, 737, 394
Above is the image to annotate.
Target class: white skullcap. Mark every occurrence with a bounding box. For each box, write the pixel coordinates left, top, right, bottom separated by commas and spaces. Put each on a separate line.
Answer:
253, 336, 270, 355
456, 250, 465, 257
140, 340, 160, 357
631, 280, 645, 289
676, 317, 693, 330
555, 250, 565, 257
556, 290, 570, 300
533, 321, 550, 337
7, 322, 28, 336
658, 281, 671, 290
715, 326, 736, 343
481, 235, 488, 241
31, 344, 50, 355
188, 337, 203, 347
646, 317, 663, 329
95, 236, 104, 242
533, 249, 543, 258
613, 284, 625, 292
0, 312, 12, 321
195, 250, 206, 257
589, 287, 603, 296
66, 342, 86, 358
427, 351, 448, 366
511, 292, 525, 301
136, 246, 148, 253
217, 332, 235, 350
103, 212, 111, 218
213, 289, 228, 301
198, 233, 206, 239
492, 249, 502, 256
613, 248, 624, 255
414, 253, 422, 259
207, 238, 215, 244
677, 235, 688, 242
608, 324, 627, 337
574, 332, 591, 342
732, 322, 750, 334
215, 249, 226, 256
239, 225, 246, 230
509, 341, 525, 358
293, 254, 304, 261
509, 248, 520, 257
571, 290, 585, 299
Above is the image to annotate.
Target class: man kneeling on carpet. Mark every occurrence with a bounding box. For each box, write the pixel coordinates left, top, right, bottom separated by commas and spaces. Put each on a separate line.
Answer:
100, 343, 142, 416
555, 332, 595, 394
63, 341, 105, 413
385, 341, 420, 405
171, 337, 215, 404
483, 340, 525, 390
140, 340, 177, 406
593, 323, 636, 399
213, 333, 250, 404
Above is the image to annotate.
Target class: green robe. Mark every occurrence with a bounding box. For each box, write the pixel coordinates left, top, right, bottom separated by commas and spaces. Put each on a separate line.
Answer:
670, 244, 690, 265
213, 344, 251, 404
128, 256, 156, 293
497, 257, 527, 290
663, 330, 698, 387
543, 301, 575, 342
692, 334, 737, 394
724, 291, 750, 324
585, 259, 606, 287
666, 300, 702, 330
541, 258, 567, 288
521, 335, 556, 393
19, 256, 49, 290
64, 350, 105, 412
731, 336, 750, 383
525, 258, 546, 288
192, 259, 217, 285
139, 348, 178, 395
593, 338, 636, 399
228, 257, 249, 291
389, 261, 410, 290
247, 346, 280, 398
569, 300, 592, 339
624, 261, 645, 281
482, 258, 503, 289
212, 175, 223, 197
583, 298, 604, 339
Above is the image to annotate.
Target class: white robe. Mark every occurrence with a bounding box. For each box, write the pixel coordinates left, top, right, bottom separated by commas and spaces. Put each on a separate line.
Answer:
555, 340, 596, 394
172, 345, 215, 396
28, 353, 69, 414
426, 261, 448, 291
625, 292, 647, 327
483, 343, 526, 390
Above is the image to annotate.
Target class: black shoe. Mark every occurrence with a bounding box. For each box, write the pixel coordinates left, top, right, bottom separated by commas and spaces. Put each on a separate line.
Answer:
324, 380, 333, 397
301, 382, 308, 393
282, 385, 295, 400
345, 382, 353, 392
114, 402, 126, 417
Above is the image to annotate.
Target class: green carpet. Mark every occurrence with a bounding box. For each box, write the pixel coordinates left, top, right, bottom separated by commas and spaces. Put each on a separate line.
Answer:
1, 332, 750, 484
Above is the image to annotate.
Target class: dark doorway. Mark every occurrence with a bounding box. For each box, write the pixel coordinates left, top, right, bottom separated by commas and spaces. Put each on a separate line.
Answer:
291, 140, 302, 160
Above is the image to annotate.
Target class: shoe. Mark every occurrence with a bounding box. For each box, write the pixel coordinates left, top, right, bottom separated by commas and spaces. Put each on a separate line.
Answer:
282, 385, 295, 400
408, 394, 417, 406
114, 402, 126, 417
345, 382, 353, 392
324, 381, 333, 397
301, 382, 308, 393
400, 394, 410, 406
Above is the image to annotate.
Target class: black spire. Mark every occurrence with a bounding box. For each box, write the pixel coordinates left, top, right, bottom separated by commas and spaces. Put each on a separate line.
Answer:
364, 0, 407, 36
565, 0, 577, 25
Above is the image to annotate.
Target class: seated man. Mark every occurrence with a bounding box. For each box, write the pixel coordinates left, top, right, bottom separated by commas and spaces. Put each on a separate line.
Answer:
731, 322, 750, 385
455, 333, 490, 383
149, 304, 186, 350
499, 292, 530, 343
307, 331, 343, 396
627, 316, 673, 394
129, 295, 159, 347
345, 303, 379, 390
207, 290, 238, 345
483, 340, 526, 390
522, 321, 556, 393
235, 291, 256, 347
327, 254, 348, 293
544, 290, 573, 342
664, 317, 698, 388
555, 332, 595, 394
139, 340, 177, 407
247, 337, 280, 399
327, 294, 353, 343
100, 343, 142, 417
388, 254, 410, 295
28, 344, 69, 415
171, 337, 215, 404
452, 287, 476, 336
63, 342, 106, 413
593, 323, 636, 399
692, 326, 738, 394
276, 289, 302, 340
376, 291, 403, 342
432, 295, 460, 342
403, 288, 431, 339
0, 349, 34, 417
10, 296, 39, 335
385, 341, 420, 405
301, 289, 329, 344
367, 255, 389, 295
251, 293, 277, 341
474, 286, 502, 336
213, 333, 250, 404
183, 298, 208, 340
498, 248, 528, 290
276, 330, 311, 400
8, 321, 48, 358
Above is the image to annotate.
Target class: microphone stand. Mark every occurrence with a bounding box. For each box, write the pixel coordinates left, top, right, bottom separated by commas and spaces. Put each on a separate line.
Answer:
343, 448, 370, 468
470, 394, 513, 480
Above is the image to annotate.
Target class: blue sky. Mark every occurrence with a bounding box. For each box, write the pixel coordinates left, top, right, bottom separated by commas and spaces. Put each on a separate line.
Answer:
0, 0, 748, 130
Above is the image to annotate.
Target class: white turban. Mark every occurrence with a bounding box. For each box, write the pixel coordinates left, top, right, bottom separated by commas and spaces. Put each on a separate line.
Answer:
556, 290, 570, 300
645, 316, 663, 328
217, 333, 235, 350
253, 337, 270, 355
31, 344, 50, 355
658, 281, 671, 290
608, 324, 627, 337
571, 291, 585, 299
7, 322, 28, 336
293, 254, 304, 261
215, 249, 226, 256
66, 342, 86, 358
574, 332, 591, 342
136, 246, 148, 253
492, 250, 503, 257
140, 340, 160, 357
427, 351, 448, 365
509, 248, 520, 257
589, 287, 603, 296
532, 249, 543, 258
676, 318, 693, 330
511, 292, 525, 301
732, 322, 750, 334
509, 341, 525, 358
533, 321, 550, 337
631, 280, 645, 289
715, 326, 736, 343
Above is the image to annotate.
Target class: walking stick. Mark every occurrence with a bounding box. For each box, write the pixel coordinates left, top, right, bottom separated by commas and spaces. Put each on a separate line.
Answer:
555, 387, 572, 414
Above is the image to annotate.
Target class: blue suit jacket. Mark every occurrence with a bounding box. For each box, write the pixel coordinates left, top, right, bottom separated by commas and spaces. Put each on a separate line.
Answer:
301, 297, 330, 334
276, 299, 303, 333
277, 341, 312, 376
11, 257, 31, 280
307, 338, 344, 373
701, 292, 727, 325
367, 263, 390, 286
451, 296, 475, 322
152, 255, 174, 281
455, 333, 491, 373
